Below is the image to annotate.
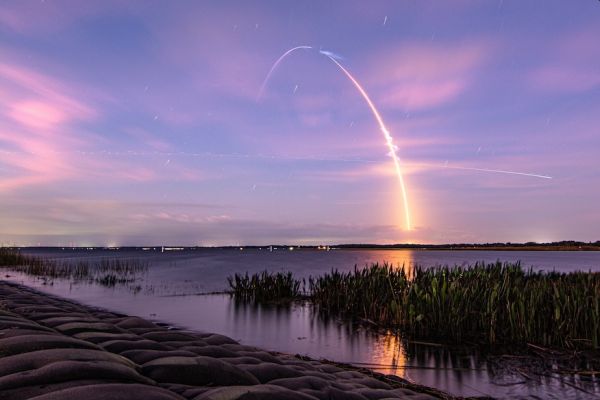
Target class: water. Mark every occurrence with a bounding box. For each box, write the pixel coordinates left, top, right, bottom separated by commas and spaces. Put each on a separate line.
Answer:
4, 248, 600, 399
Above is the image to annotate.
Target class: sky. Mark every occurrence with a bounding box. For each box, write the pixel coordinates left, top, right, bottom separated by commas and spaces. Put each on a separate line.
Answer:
0, 0, 599, 246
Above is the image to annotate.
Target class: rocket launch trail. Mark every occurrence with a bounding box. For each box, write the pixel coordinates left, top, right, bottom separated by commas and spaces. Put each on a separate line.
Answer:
320, 51, 413, 231
256, 46, 312, 102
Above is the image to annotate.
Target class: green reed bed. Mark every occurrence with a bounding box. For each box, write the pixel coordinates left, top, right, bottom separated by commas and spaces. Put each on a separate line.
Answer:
227, 271, 304, 302
0, 248, 148, 287
228, 262, 600, 349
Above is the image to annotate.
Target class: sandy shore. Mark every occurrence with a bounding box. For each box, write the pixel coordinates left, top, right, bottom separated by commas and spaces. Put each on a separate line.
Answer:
0, 281, 469, 400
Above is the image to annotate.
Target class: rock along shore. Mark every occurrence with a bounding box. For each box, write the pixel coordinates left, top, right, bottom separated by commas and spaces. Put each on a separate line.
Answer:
0, 281, 453, 400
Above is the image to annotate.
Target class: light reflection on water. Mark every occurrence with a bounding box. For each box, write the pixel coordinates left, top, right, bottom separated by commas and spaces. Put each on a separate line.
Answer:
4, 248, 600, 399
368, 334, 408, 378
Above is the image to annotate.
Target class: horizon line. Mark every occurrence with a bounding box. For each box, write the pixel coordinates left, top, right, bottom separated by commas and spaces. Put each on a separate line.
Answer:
3, 240, 599, 249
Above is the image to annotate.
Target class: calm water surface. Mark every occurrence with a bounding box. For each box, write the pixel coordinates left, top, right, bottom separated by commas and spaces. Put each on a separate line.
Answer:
5, 248, 600, 399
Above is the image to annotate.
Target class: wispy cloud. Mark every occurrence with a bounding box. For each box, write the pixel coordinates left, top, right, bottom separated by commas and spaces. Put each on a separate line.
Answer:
0, 60, 98, 190
0, 1, 120, 34
530, 26, 600, 93
368, 41, 489, 111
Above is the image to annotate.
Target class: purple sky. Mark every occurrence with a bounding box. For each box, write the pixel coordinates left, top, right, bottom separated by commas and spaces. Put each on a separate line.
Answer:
1, 0, 599, 246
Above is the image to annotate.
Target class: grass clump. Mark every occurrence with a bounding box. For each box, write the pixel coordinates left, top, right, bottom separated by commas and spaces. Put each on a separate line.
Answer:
229, 262, 600, 349
0, 248, 148, 286
0, 248, 31, 266
227, 271, 303, 302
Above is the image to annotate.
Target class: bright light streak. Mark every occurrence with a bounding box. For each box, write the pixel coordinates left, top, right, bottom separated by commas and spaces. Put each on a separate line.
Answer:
256, 46, 312, 102
320, 51, 412, 231
1, 148, 552, 180
438, 164, 552, 179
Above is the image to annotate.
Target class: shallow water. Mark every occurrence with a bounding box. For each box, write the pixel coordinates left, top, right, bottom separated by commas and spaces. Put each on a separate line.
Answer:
5, 248, 600, 399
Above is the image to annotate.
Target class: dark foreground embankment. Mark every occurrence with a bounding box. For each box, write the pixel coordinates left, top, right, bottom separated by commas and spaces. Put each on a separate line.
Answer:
0, 281, 463, 400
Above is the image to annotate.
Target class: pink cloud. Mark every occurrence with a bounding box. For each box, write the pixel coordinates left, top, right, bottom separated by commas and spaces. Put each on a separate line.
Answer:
9, 100, 67, 130
530, 26, 600, 93
299, 159, 428, 184
0, 128, 77, 191
380, 80, 464, 110
115, 166, 157, 182
130, 211, 231, 225
367, 41, 488, 111
0, 59, 188, 190
0, 60, 99, 190
0, 56, 211, 190
0, 62, 96, 120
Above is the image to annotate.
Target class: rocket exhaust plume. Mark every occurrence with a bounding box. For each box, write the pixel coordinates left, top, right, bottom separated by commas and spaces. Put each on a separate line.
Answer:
256, 46, 312, 102
318, 50, 344, 61
320, 50, 413, 231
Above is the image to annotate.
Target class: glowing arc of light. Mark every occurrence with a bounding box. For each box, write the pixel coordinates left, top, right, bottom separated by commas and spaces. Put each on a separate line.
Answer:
256, 46, 312, 101
321, 53, 412, 231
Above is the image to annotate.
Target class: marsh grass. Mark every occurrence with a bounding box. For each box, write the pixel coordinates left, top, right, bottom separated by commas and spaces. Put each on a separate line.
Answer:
0, 248, 148, 287
229, 262, 600, 349
227, 271, 305, 302
0, 248, 30, 267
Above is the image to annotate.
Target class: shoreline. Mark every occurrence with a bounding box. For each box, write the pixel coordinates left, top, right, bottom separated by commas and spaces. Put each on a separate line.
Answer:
11, 244, 600, 252
0, 281, 471, 400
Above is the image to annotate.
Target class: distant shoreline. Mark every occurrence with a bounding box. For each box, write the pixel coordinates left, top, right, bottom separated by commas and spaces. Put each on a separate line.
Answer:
7, 241, 600, 252
340, 245, 600, 251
